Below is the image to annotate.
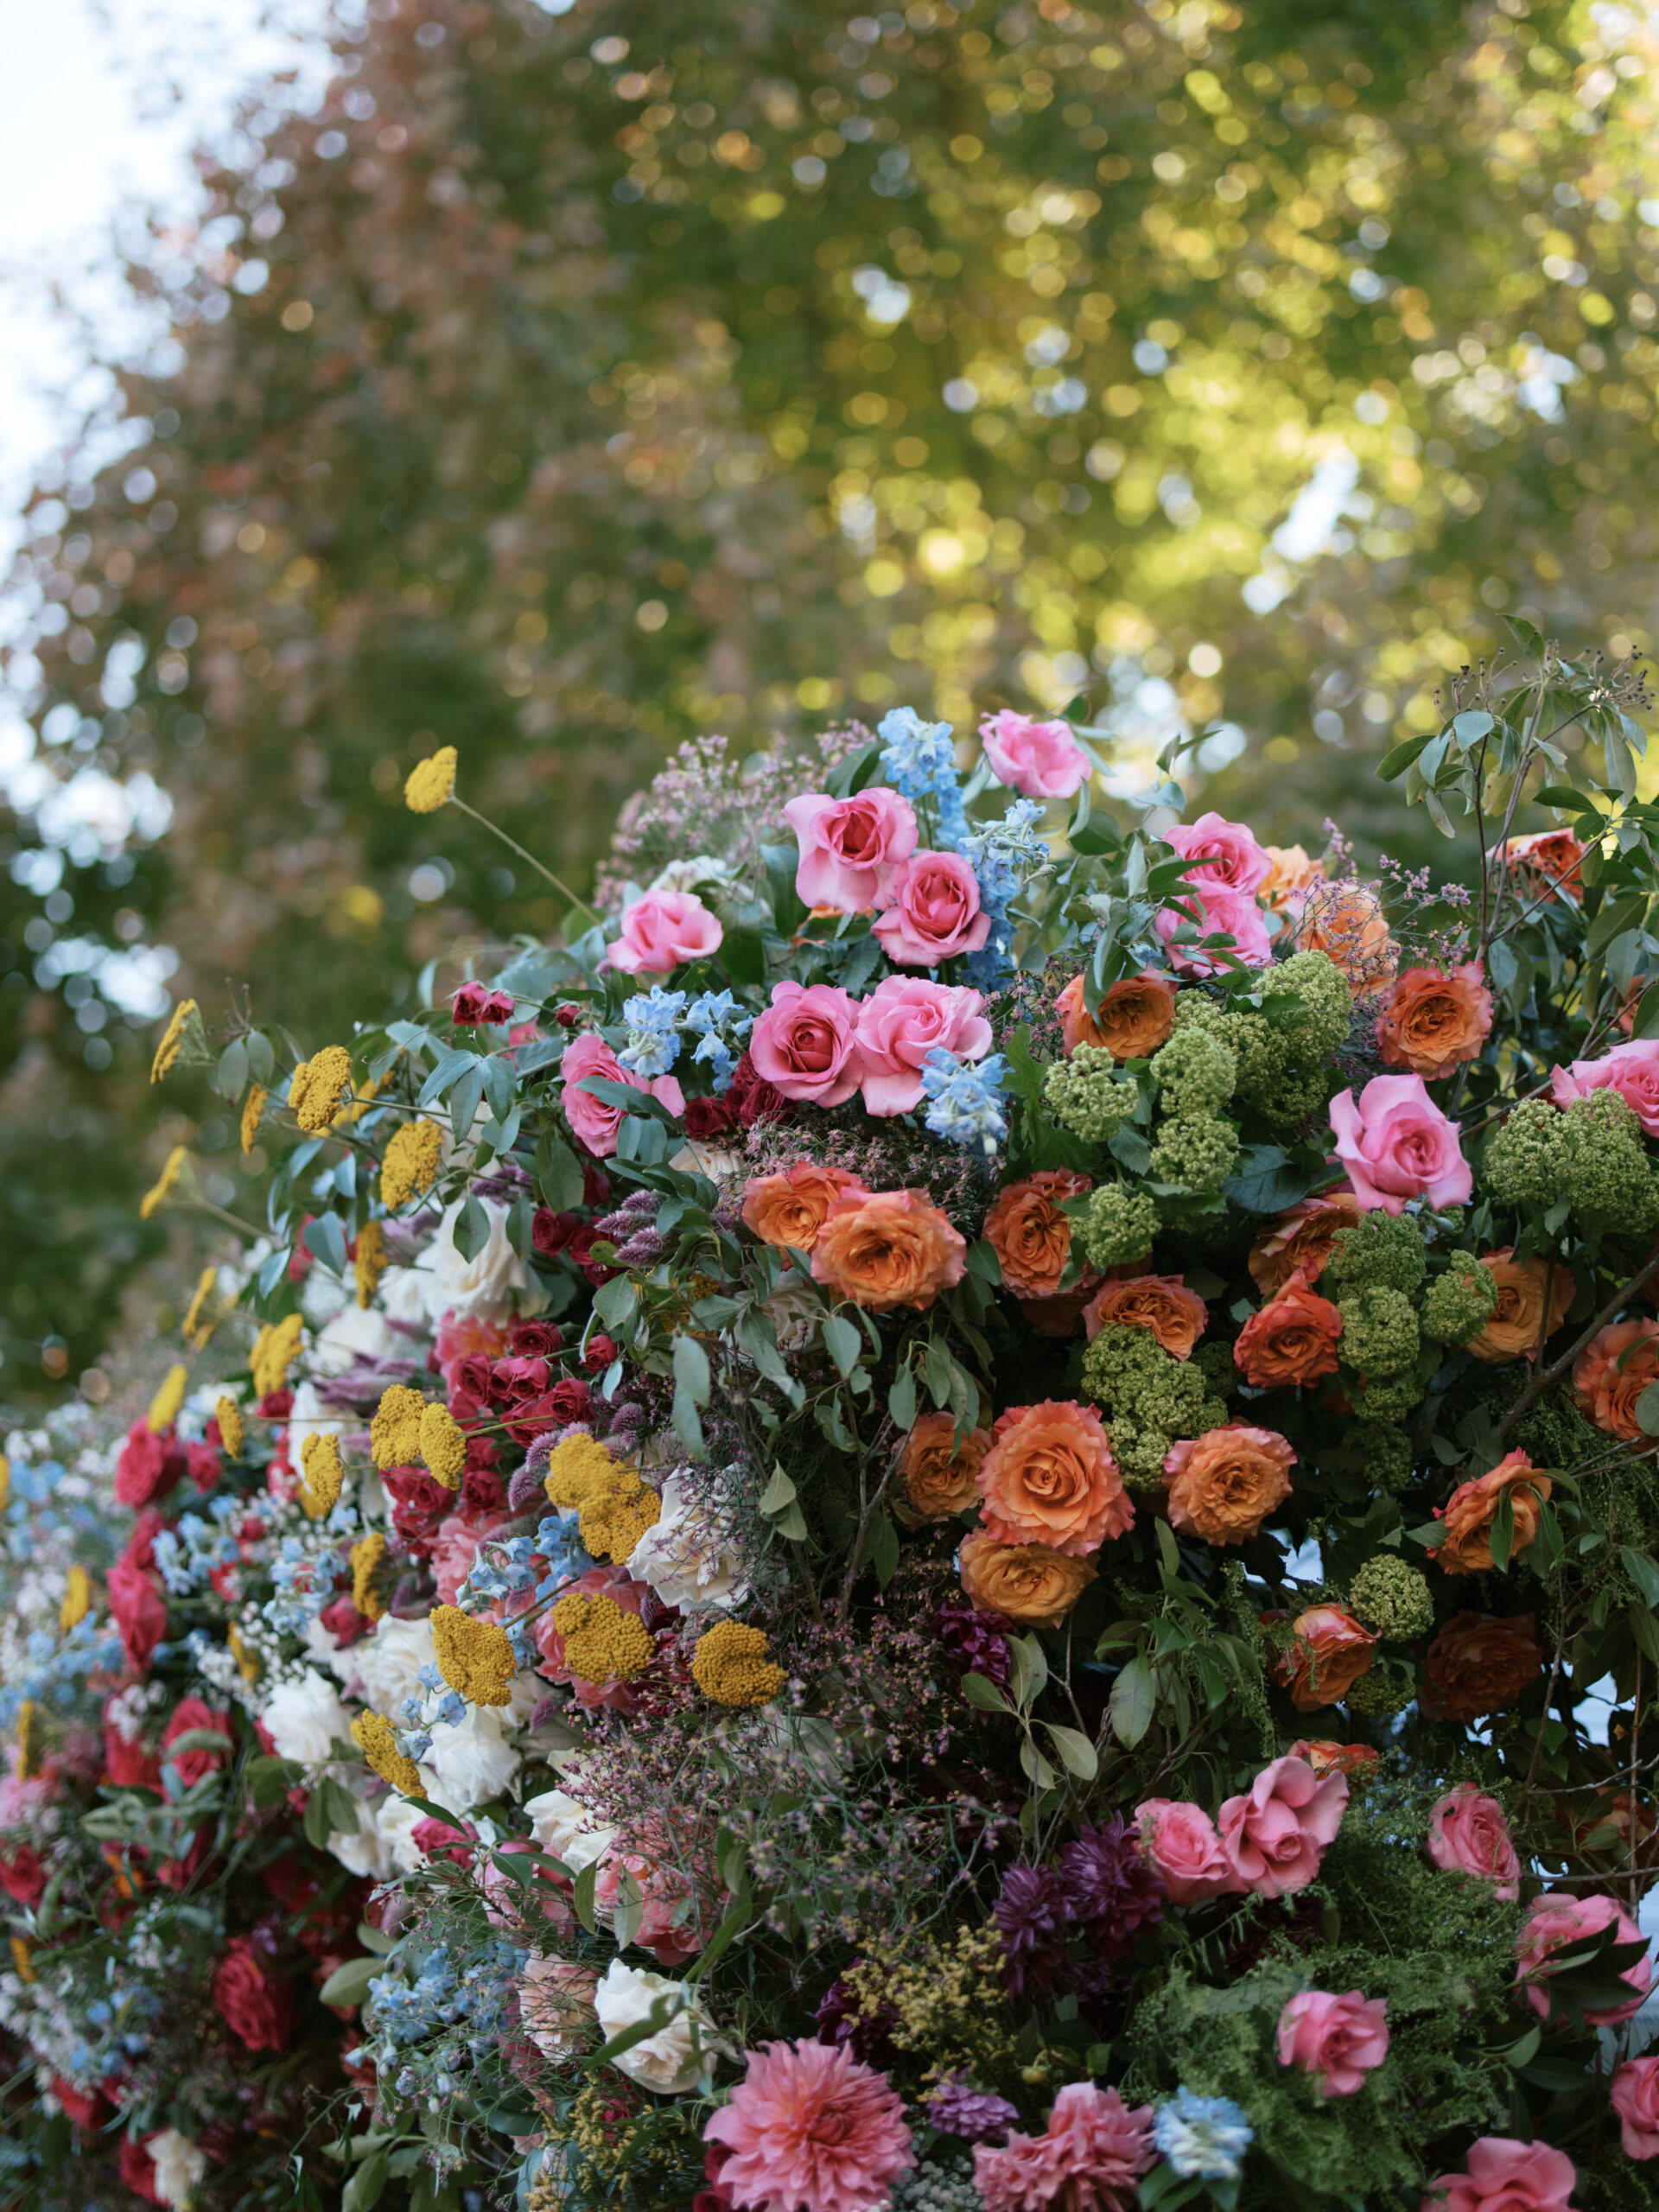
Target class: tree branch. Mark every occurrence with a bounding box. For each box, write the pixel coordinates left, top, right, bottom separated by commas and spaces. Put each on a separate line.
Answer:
1497, 1249, 1659, 1445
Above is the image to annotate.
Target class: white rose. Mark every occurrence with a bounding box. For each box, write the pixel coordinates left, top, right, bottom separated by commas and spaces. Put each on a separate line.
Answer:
331, 1786, 435, 1878
426, 1704, 520, 1811
379, 1789, 436, 1874
669, 1140, 747, 1185
519, 1953, 600, 2061
593, 1959, 722, 2094
523, 1787, 615, 1874
313, 1301, 399, 1376
264, 1669, 353, 1766
285, 1379, 346, 1459
628, 1475, 747, 1611
301, 1266, 352, 1328
412, 1196, 526, 1325
327, 1813, 391, 1880
648, 855, 734, 896
351, 1616, 437, 1718
302, 1611, 355, 1684
378, 1263, 432, 1330
147, 2129, 207, 2210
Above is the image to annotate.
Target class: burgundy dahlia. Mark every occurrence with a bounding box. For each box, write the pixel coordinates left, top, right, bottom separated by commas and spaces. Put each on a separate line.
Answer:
812, 1971, 900, 2069
931, 1598, 1014, 1691
1059, 1818, 1163, 1961
993, 1861, 1071, 1999
926, 2075, 1020, 2144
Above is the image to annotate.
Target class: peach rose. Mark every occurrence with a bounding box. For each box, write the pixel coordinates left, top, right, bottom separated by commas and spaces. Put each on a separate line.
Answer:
1289, 1741, 1381, 1780
1465, 1247, 1573, 1364
1516, 1891, 1652, 2026
1291, 878, 1398, 995
1551, 1037, 1659, 1136
1056, 970, 1177, 1060
983, 1170, 1092, 1298
1259, 843, 1325, 916
1376, 963, 1494, 1081
1217, 1754, 1349, 1899
1083, 1274, 1208, 1359
1275, 1988, 1389, 2098
899, 1412, 991, 1521
1163, 1424, 1295, 1547
1611, 2056, 1659, 2161
958, 1530, 1097, 1628
1234, 1269, 1344, 1389
1500, 826, 1585, 901
1429, 1451, 1550, 1576
1134, 1798, 1237, 1904
810, 1188, 967, 1312
1426, 1784, 1521, 1902
976, 1399, 1133, 1557
1421, 1611, 1545, 1722
1248, 1190, 1363, 1297
1572, 1317, 1659, 1440
741, 1163, 870, 1254
1275, 1604, 1377, 1711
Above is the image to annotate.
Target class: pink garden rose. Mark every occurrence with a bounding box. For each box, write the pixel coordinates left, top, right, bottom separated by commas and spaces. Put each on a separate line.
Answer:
872, 851, 992, 968
749, 981, 865, 1107
1217, 1754, 1349, 1900
782, 788, 918, 912
1164, 810, 1274, 895
1426, 1784, 1521, 1902
431, 1510, 512, 1606
1550, 1038, 1659, 1136
1275, 1988, 1389, 2097
1516, 1889, 1652, 2025
975, 2082, 1156, 2212
1328, 1073, 1472, 1214
1420, 2138, 1577, 2212
606, 889, 723, 976
1134, 1798, 1238, 1904
560, 1031, 684, 1158
978, 710, 1091, 800
1154, 885, 1272, 976
855, 976, 993, 1115
1611, 2055, 1659, 2160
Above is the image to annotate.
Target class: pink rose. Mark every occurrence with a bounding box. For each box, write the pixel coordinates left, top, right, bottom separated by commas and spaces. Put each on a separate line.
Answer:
782, 789, 918, 912
1421, 2138, 1577, 2212
1154, 885, 1272, 976
431, 1510, 511, 1606
1218, 1754, 1348, 1899
978, 710, 1090, 800
1275, 1987, 1389, 2097
1550, 1038, 1659, 1136
1426, 1784, 1521, 1902
872, 851, 991, 968
1164, 810, 1273, 894
1328, 1073, 1472, 1215
1516, 1890, 1652, 2025
855, 977, 993, 1115
107, 1557, 168, 1673
560, 1032, 684, 1158
606, 890, 722, 976
1134, 1798, 1239, 1904
1611, 2055, 1659, 2160
749, 981, 865, 1107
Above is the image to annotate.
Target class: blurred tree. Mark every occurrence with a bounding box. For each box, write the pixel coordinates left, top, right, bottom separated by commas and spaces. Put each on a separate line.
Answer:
7, 0, 1659, 1388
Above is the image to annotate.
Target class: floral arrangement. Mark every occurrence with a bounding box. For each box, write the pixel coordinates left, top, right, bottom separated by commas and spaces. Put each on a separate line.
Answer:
10, 634, 1659, 2212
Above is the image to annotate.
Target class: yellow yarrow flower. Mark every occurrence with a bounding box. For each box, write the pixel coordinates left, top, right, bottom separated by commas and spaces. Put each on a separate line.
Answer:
419, 1402, 467, 1491
550, 1592, 654, 1685
216, 1396, 245, 1458
577, 1468, 662, 1566
0, 1455, 10, 1510
691, 1621, 787, 1708
289, 1045, 354, 1134
352, 1711, 424, 1796
351, 1532, 390, 1621
60, 1565, 92, 1634
149, 997, 199, 1084
404, 744, 457, 813
430, 1603, 517, 1706
139, 1146, 188, 1220
354, 1219, 388, 1310
380, 1117, 444, 1208
181, 1266, 218, 1348
334, 1069, 385, 1130
227, 1622, 259, 1684
543, 1433, 621, 1510
371, 1384, 427, 1470
240, 1083, 268, 1154
146, 1363, 188, 1435
16, 1700, 37, 1780
251, 1314, 305, 1399
10, 1936, 35, 1983
299, 1432, 345, 1516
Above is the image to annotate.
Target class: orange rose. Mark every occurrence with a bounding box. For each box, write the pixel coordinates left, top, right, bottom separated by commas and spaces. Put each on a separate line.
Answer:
1057, 969, 1177, 1059
976, 1399, 1133, 1556
741, 1163, 870, 1253
1274, 1603, 1377, 1711
1375, 963, 1494, 1081
1288, 1739, 1382, 1779
1233, 1269, 1344, 1389
1162, 1423, 1295, 1546
958, 1530, 1098, 1628
1421, 1611, 1545, 1721
1247, 1190, 1363, 1297
1083, 1274, 1208, 1359
1292, 879, 1398, 995
1466, 1246, 1573, 1364
983, 1169, 1092, 1298
1429, 1450, 1552, 1576
1500, 828, 1584, 902
1259, 844, 1326, 916
1573, 1318, 1659, 1440
1017, 1286, 1100, 1338
899, 1412, 991, 1521
810, 1189, 966, 1312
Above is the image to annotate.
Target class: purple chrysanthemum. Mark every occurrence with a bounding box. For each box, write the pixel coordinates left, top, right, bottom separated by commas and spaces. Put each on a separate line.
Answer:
931, 1598, 1014, 1691
993, 1861, 1071, 1999
926, 2075, 1021, 2144
1060, 1818, 1164, 1961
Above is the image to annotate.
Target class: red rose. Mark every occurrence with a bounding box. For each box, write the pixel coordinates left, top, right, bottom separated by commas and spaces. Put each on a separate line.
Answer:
114, 1420, 187, 1509
257, 1388, 294, 1420
162, 1698, 231, 1788
532, 1207, 582, 1257
187, 1440, 221, 1493
0, 1846, 45, 1907
52, 2076, 110, 2129
555, 1001, 582, 1027
510, 1319, 563, 1358
157, 1824, 213, 1891
549, 1376, 593, 1426
103, 1725, 162, 1791
107, 1558, 168, 1671
727, 1050, 790, 1128
118, 2134, 165, 2206
213, 1935, 296, 2052
318, 1594, 374, 1648
452, 982, 514, 1026
583, 1333, 618, 1374
684, 1092, 740, 1141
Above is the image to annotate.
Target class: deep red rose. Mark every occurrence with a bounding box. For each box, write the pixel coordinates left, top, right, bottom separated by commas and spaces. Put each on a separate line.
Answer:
103, 1726, 162, 1791
52, 2075, 110, 2129
385, 1465, 455, 1552
107, 1559, 168, 1671
448, 1387, 490, 1431
114, 1421, 187, 1509
318, 1594, 374, 1648
491, 1354, 550, 1402
583, 1332, 619, 1374
162, 1698, 231, 1788
453, 982, 515, 1026
213, 1935, 296, 2052
531, 1208, 582, 1257
450, 1352, 495, 1403
288, 1221, 315, 1283
554, 1001, 582, 1028
549, 1376, 593, 1426
118, 2134, 164, 2205
728, 1051, 790, 1128
510, 1319, 563, 1357
257, 1388, 294, 1420
0, 1847, 45, 1907
684, 1092, 740, 1141
582, 1160, 612, 1207
187, 1441, 221, 1493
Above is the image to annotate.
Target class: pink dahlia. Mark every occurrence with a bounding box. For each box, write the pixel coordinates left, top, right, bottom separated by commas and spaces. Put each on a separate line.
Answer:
705, 2038, 914, 2212
975, 2082, 1156, 2212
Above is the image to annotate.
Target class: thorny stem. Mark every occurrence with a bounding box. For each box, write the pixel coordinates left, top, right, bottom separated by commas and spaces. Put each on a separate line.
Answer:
1497, 1248, 1659, 1445
449, 796, 604, 930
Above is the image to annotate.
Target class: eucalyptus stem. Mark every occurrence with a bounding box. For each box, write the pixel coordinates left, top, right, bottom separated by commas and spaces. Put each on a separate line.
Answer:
448, 796, 604, 931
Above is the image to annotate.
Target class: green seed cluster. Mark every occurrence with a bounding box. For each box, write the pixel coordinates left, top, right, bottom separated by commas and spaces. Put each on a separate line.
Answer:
1337, 1286, 1421, 1379
1360, 1425, 1417, 1494
1149, 1024, 1237, 1117
1076, 1184, 1160, 1269
1484, 1089, 1659, 1230
1344, 1660, 1418, 1716
1148, 1113, 1240, 1193
1350, 1554, 1436, 1641
1043, 1046, 1140, 1142
1168, 950, 1355, 1127
1324, 1210, 1428, 1298
1421, 1262, 1499, 1347
1080, 1323, 1229, 1496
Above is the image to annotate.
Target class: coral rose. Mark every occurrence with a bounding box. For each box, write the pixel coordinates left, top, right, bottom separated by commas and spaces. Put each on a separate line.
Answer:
1260, 843, 1325, 915
1275, 1605, 1377, 1711
978, 709, 1091, 800
782, 787, 918, 912
1217, 1754, 1348, 1899
899, 1413, 991, 1521
1154, 885, 1272, 976
1233, 1269, 1344, 1389
1421, 2138, 1577, 2212
1572, 1317, 1659, 1440
976, 1399, 1133, 1557
1133, 1799, 1237, 1904
1164, 810, 1273, 894
1429, 1452, 1550, 1576
1292, 879, 1398, 995
1248, 1190, 1363, 1297
1551, 1037, 1659, 1136
1421, 1611, 1545, 1721
1084, 1274, 1207, 1358
855, 976, 992, 1115
1516, 1890, 1652, 2026
606, 890, 722, 976
1162, 1424, 1295, 1547
984, 1169, 1091, 1299
810, 1189, 966, 1312
1329, 1074, 1471, 1214
1289, 1741, 1381, 1779
1426, 1785, 1521, 1902
212, 1935, 296, 2052
749, 982, 865, 1108
871, 850, 991, 967
1275, 1988, 1389, 2097
958, 1531, 1097, 1629
1376, 963, 1494, 1080
741, 1164, 870, 1255
1056, 970, 1176, 1060
1500, 826, 1585, 900
1466, 1247, 1573, 1364
1611, 2056, 1659, 2160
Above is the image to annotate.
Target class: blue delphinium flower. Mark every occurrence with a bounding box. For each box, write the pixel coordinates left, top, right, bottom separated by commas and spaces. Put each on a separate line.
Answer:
683, 988, 753, 1092
1154, 2088, 1254, 2181
879, 704, 967, 848
618, 986, 687, 1078
919, 1048, 1009, 1154
960, 797, 1047, 990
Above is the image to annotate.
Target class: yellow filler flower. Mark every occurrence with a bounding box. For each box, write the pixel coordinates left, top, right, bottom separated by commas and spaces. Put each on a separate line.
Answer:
380, 1117, 444, 1208
139, 1146, 188, 1220
146, 1364, 187, 1435
372, 1384, 427, 1469
289, 1045, 354, 1134
352, 1712, 425, 1796
216, 1396, 245, 1457
351, 1532, 390, 1621
404, 744, 458, 813
354, 1218, 388, 1310
692, 1621, 787, 1708
430, 1604, 517, 1705
299, 1433, 345, 1516
149, 998, 198, 1084
60, 1564, 92, 1633
240, 1083, 268, 1154
550, 1592, 654, 1685
419, 1402, 467, 1491
251, 1314, 304, 1399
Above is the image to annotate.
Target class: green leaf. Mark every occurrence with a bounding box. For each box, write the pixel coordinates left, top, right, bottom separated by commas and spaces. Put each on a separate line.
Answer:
924, 1337, 955, 1408
578, 1074, 678, 1125
319, 1955, 385, 2006
1376, 731, 1433, 781
1587, 893, 1648, 960
821, 1313, 861, 1379
960, 1669, 1013, 1715
1635, 1382, 1659, 1438
1109, 1656, 1155, 1748
1045, 1724, 1100, 1781
343, 2151, 390, 2212
245, 1029, 276, 1084
758, 1465, 797, 1515
1009, 1632, 1048, 1707
861, 1513, 899, 1587
1631, 980, 1659, 1042
887, 1366, 918, 1432
1621, 1545, 1659, 1609
1451, 709, 1495, 748
720, 926, 768, 988
215, 1038, 249, 1100
671, 1383, 707, 1458
965, 1237, 1003, 1285
1019, 1737, 1058, 1790
762, 843, 808, 933
573, 1859, 600, 1935
303, 1212, 349, 1276
537, 1131, 585, 1211
672, 1334, 711, 1406
452, 1192, 490, 1262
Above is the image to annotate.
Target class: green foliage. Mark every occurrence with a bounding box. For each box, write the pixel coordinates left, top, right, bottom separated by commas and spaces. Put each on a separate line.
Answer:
1336, 1285, 1421, 1379
1485, 1089, 1659, 1230
1075, 1183, 1160, 1269
1149, 1025, 1237, 1119
1147, 1112, 1240, 1193
1421, 1261, 1498, 1347
1358, 1425, 1416, 1495
1080, 1321, 1224, 1494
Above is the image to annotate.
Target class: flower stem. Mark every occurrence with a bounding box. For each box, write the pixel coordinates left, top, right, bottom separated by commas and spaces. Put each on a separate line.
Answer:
448, 797, 604, 931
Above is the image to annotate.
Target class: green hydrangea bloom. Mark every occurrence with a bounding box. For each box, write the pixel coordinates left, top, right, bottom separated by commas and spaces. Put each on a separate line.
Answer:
1192, 1339, 1237, 1397
1166, 950, 1353, 1128
1149, 1025, 1237, 1118
1343, 1660, 1417, 1716
1076, 1184, 1160, 1269
1082, 1321, 1213, 1435
1349, 1554, 1435, 1640
1337, 1286, 1421, 1378
1360, 1425, 1416, 1494
1148, 1114, 1240, 1192
1421, 1261, 1500, 1347
1324, 1210, 1428, 1297
1351, 1374, 1423, 1422
1560, 1088, 1659, 1230
1483, 1095, 1575, 1207
1043, 1046, 1140, 1142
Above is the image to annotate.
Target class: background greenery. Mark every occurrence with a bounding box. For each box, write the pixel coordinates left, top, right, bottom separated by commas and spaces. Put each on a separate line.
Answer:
4, 0, 1659, 1396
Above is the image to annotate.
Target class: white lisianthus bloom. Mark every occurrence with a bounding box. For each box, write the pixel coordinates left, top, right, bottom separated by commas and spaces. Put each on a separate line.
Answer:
378, 1263, 431, 1330
522, 1787, 615, 1873
519, 1953, 601, 2060
264, 1669, 353, 1766
147, 2129, 207, 2209
327, 1811, 392, 1881
302, 1611, 354, 1683
285, 1379, 346, 1459
426, 1704, 520, 1811
648, 855, 734, 896
593, 1960, 724, 2093
380, 1788, 438, 1873
412, 1196, 526, 1325
351, 1615, 438, 1717
312, 1300, 399, 1376
301, 1265, 352, 1329
628, 1475, 747, 1611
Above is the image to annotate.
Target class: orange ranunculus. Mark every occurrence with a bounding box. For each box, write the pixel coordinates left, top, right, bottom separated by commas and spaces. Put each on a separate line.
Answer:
1162, 1423, 1295, 1546
741, 1162, 870, 1253
1467, 1247, 1574, 1364
976, 1399, 1133, 1557
957, 1530, 1098, 1628
1288, 1739, 1382, 1779
810, 1188, 966, 1313
1233, 1269, 1344, 1389
1375, 963, 1495, 1081
1421, 1611, 1546, 1721
983, 1169, 1092, 1298
899, 1412, 992, 1522
1500, 828, 1585, 902
1247, 1190, 1363, 1297
1275, 1604, 1377, 1711
1056, 969, 1177, 1059
1573, 1318, 1659, 1441
1083, 1274, 1208, 1359
1429, 1450, 1552, 1576
1291, 879, 1398, 995
1259, 844, 1326, 916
